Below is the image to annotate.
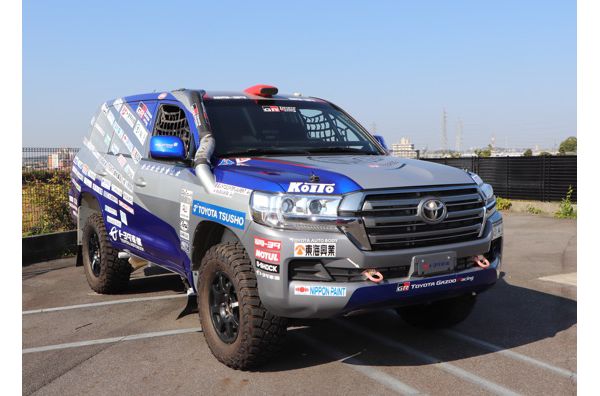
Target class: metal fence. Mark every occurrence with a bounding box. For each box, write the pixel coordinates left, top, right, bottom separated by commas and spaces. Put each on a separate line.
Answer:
424, 156, 577, 202
22, 148, 79, 235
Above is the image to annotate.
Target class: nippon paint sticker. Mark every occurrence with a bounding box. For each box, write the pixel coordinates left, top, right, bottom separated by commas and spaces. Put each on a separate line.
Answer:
104, 190, 119, 204
133, 121, 148, 145
120, 105, 136, 128
294, 241, 337, 258
104, 205, 118, 216
294, 285, 346, 297
287, 182, 335, 194
192, 200, 246, 230
212, 182, 252, 198
120, 210, 128, 226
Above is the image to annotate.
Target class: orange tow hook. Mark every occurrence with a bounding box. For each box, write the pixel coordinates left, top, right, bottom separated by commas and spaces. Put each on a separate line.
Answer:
473, 255, 491, 268
362, 269, 384, 283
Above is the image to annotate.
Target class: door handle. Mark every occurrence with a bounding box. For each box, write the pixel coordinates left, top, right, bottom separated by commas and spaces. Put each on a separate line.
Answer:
134, 177, 147, 187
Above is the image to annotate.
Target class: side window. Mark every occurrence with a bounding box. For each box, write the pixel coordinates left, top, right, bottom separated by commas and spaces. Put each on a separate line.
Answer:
152, 104, 192, 155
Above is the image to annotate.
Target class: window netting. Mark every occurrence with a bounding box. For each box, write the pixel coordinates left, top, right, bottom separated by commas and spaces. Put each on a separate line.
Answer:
154, 105, 191, 153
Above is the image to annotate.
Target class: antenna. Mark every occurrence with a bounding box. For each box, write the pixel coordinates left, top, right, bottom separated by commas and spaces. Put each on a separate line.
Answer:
455, 118, 463, 152
442, 108, 447, 153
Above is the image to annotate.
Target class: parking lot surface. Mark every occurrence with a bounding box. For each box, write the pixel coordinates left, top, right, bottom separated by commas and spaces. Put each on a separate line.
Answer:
22, 213, 577, 395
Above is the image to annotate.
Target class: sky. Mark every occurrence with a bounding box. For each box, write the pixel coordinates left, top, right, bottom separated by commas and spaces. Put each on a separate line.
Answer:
23, 0, 575, 151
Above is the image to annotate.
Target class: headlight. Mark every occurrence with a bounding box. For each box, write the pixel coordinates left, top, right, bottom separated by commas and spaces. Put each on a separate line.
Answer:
469, 172, 496, 217
250, 191, 342, 232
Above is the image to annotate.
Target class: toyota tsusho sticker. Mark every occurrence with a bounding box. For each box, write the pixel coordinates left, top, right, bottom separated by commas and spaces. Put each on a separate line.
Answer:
294, 285, 346, 297
254, 237, 281, 264
255, 260, 279, 274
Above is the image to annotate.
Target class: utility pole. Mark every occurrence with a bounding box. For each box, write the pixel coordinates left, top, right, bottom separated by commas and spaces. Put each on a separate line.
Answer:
442, 108, 447, 153
371, 122, 377, 134
455, 118, 463, 153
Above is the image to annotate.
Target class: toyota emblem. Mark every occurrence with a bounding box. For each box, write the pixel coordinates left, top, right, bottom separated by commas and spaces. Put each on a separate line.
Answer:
418, 198, 447, 224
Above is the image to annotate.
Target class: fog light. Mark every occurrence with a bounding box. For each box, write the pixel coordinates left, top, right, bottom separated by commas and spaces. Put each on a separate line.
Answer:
309, 199, 323, 214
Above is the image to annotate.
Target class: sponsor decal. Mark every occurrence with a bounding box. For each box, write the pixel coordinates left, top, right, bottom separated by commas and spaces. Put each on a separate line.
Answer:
117, 154, 127, 168
110, 142, 120, 155
122, 133, 134, 153
112, 120, 124, 139
106, 215, 122, 228
104, 205, 118, 216
256, 260, 279, 274
131, 148, 141, 164
83, 177, 93, 188
72, 166, 83, 181
69, 202, 78, 211
287, 182, 335, 194
120, 210, 128, 226
72, 180, 81, 192
396, 275, 475, 292
103, 190, 118, 204
133, 121, 148, 145
256, 269, 280, 281
286, 97, 316, 101
113, 98, 124, 111
180, 188, 193, 204
180, 202, 191, 221
255, 249, 280, 264
181, 240, 190, 254
124, 164, 135, 179
180, 230, 190, 241
92, 183, 104, 195
109, 226, 144, 251
101, 102, 109, 114
94, 123, 105, 137
254, 237, 282, 251
119, 200, 134, 214
262, 105, 296, 112
120, 105, 136, 128
180, 219, 189, 232
294, 285, 347, 297
135, 102, 153, 127
294, 241, 337, 258
122, 191, 134, 205
107, 110, 116, 126
101, 177, 112, 190
87, 169, 97, 181
212, 182, 252, 198
111, 184, 123, 197
218, 158, 235, 166
235, 158, 252, 166
104, 134, 112, 147
140, 163, 182, 177
212, 95, 247, 100
192, 201, 246, 230
158, 92, 168, 100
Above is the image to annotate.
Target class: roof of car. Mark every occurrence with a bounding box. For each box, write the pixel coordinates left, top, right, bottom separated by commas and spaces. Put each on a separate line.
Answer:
112, 89, 324, 105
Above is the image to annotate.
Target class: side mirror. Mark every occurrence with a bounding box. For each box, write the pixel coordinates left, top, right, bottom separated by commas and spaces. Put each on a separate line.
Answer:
373, 134, 389, 150
149, 136, 186, 160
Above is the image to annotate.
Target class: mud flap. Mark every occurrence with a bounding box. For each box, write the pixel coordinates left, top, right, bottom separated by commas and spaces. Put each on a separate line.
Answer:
75, 245, 83, 267
177, 288, 198, 319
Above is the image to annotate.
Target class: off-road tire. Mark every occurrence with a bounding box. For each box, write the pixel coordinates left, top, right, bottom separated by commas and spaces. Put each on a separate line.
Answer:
198, 242, 287, 370
82, 213, 132, 294
396, 294, 477, 329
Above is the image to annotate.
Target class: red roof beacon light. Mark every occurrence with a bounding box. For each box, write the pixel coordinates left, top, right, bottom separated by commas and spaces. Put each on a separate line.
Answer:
244, 84, 278, 97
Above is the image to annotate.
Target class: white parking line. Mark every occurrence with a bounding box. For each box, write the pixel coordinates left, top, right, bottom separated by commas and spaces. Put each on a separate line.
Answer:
23, 327, 202, 354
23, 294, 188, 315
335, 319, 520, 396
294, 331, 423, 395
538, 272, 577, 287
442, 329, 577, 381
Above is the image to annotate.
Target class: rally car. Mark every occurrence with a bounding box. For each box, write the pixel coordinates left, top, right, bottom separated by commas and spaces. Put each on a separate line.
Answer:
69, 85, 503, 369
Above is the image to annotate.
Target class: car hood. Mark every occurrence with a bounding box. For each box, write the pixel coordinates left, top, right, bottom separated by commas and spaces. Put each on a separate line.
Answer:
214, 155, 476, 194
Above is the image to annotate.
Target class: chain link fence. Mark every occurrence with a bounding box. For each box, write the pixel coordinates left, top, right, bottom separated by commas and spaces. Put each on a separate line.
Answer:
22, 148, 79, 235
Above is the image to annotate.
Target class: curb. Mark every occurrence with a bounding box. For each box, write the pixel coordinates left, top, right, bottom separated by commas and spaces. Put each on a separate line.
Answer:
22, 231, 77, 266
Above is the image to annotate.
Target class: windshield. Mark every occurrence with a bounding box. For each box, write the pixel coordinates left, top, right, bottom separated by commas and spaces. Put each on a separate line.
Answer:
204, 99, 383, 157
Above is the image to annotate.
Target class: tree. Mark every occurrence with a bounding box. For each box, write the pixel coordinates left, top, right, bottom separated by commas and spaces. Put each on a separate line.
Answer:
558, 136, 577, 154
523, 149, 533, 156
538, 151, 552, 156
474, 144, 492, 158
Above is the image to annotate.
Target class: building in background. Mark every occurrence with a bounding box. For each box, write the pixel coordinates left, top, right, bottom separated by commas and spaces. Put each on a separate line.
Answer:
391, 137, 419, 158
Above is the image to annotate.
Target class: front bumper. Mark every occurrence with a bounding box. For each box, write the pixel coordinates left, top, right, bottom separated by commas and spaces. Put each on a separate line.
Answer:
244, 211, 503, 318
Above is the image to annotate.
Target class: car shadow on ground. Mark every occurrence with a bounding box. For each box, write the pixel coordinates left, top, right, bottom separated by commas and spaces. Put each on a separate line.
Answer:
258, 278, 576, 372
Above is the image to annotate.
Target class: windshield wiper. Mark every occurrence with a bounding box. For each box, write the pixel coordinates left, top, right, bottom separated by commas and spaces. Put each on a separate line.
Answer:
221, 148, 311, 157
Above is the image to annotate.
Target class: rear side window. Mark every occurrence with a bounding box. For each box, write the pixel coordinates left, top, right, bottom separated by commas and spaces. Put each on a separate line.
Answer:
153, 104, 191, 154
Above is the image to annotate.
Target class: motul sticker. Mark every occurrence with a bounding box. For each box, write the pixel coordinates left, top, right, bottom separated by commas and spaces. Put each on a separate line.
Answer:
254, 237, 282, 264
255, 248, 280, 264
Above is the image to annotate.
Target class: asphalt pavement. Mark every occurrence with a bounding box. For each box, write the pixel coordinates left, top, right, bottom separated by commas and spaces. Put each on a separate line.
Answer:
22, 213, 577, 395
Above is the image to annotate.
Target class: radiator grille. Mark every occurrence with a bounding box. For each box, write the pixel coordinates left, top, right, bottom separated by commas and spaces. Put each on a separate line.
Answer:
361, 186, 485, 250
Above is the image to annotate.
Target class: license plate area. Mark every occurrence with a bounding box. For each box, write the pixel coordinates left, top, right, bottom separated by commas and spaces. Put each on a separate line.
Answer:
412, 252, 457, 277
